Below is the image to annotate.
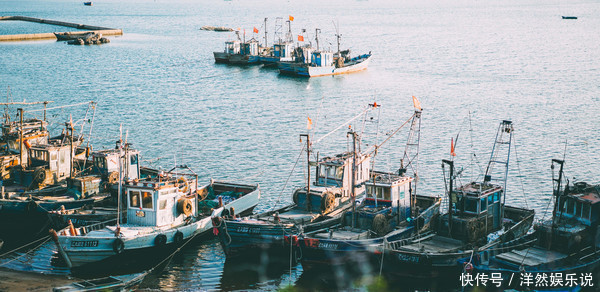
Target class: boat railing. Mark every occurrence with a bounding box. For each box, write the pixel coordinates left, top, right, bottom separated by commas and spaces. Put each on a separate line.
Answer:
63, 218, 117, 236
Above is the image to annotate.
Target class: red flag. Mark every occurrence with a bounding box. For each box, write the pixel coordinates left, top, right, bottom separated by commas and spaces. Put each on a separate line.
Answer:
289, 15, 294, 21
298, 35, 304, 42
253, 27, 258, 33
307, 116, 312, 130
450, 137, 456, 157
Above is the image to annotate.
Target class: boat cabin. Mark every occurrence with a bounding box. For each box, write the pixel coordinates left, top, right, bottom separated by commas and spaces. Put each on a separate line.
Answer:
124, 180, 197, 227
241, 39, 259, 56
438, 181, 504, 243
273, 41, 294, 61
14, 142, 77, 187
2, 119, 49, 164
225, 40, 241, 55
536, 182, 600, 253
364, 171, 413, 221
311, 51, 333, 67
92, 145, 140, 181
316, 152, 370, 196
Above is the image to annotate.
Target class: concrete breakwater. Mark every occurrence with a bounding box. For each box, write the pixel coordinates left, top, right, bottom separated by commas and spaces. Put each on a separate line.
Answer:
0, 16, 122, 41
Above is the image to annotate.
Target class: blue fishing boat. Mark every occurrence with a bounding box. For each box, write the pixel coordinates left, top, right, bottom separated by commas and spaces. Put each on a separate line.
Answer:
215, 106, 384, 257
258, 18, 296, 66
53, 271, 147, 291
464, 159, 600, 289
297, 104, 442, 269
378, 120, 535, 278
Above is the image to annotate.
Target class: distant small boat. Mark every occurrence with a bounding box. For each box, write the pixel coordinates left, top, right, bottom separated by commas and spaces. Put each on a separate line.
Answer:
562, 16, 577, 19
201, 26, 233, 32
53, 271, 147, 292
83, 2, 93, 6
54, 32, 95, 41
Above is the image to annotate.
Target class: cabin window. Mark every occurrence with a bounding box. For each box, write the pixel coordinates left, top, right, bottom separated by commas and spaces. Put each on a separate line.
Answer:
480, 197, 487, 212
465, 198, 478, 213
51, 152, 57, 161
59, 150, 65, 164
494, 192, 500, 202
582, 203, 591, 220
142, 191, 153, 209
488, 194, 494, 204
129, 190, 140, 208
566, 199, 575, 215
159, 199, 167, 210
130, 154, 138, 165
368, 186, 390, 200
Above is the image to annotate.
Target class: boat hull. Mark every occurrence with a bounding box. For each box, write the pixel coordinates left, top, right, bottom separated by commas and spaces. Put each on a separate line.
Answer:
213, 52, 229, 63
228, 54, 260, 65
280, 54, 372, 77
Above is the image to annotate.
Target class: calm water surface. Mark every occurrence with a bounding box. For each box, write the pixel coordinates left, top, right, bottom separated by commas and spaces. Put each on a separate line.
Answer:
1, 0, 599, 290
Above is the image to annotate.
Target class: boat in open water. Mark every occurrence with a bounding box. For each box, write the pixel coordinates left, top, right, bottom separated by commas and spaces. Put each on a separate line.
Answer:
278, 28, 371, 77
465, 159, 600, 289
377, 120, 535, 278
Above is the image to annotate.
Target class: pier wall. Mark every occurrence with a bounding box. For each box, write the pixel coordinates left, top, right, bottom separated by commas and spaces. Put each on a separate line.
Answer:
0, 16, 123, 41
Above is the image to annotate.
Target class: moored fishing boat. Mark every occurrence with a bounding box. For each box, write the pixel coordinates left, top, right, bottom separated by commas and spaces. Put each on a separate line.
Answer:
378, 120, 535, 278
54, 32, 95, 41
52, 167, 260, 268
258, 18, 296, 66
465, 159, 600, 289
215, 105, 383, 257
298, 102, 442, 269
278, 28, 371, 77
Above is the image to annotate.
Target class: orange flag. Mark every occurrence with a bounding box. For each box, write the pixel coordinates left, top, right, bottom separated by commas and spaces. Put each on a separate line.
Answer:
298, 35, 304, 42
412, 96, 422, 111
450, 137, 456, 157
253, 27, 258, 33
307, 116, 313, 130
289, 15, 294, 21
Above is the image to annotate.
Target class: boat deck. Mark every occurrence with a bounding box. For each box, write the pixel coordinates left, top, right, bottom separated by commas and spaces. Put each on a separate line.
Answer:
273, 209, 319, 224
400, 235, 465, 253
313, 228, 371, 240
495, 247, 568, 267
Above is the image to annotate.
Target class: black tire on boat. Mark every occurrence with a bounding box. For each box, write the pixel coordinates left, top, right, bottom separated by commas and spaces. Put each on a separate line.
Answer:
113, 238, 125, 254
26, 200, 38, 213
320, 192, 335, 213
155, 234, 167, 246
173, 231, 184, 245
292, 189, 301, 205
221, 208, 230, 217
177, 198, 193, 216
372, 214, 387, 236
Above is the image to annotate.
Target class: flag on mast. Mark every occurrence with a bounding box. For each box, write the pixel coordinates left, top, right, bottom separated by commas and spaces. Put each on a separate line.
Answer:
307, 116, 313, 130
412, 96, 422, 111
298, 35, 304, 42
253, 27, 258, 33
289, 15, 294, 21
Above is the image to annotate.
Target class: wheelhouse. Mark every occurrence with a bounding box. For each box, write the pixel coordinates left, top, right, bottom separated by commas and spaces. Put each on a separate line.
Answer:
364, 171, 413, 221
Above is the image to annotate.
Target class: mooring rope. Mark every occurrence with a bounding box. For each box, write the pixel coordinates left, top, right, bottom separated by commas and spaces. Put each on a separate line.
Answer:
0, 235, 51, 266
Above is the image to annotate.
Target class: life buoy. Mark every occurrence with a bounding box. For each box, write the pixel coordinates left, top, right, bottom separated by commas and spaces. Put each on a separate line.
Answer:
113, 238, 125, 254
108, 171, 119, 184
292, 189, 301, 205
173, 231, 184, 244
177, 177, 189, 193
177, 198, 193, 216
155, 234, 167, 246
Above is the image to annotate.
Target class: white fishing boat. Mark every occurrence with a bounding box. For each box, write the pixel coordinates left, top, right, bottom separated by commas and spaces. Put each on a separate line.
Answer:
279, 28, 371, 77
52, 164, 260, 268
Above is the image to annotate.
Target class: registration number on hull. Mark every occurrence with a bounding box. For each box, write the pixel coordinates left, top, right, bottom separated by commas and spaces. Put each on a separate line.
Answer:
70, 240, 99, 247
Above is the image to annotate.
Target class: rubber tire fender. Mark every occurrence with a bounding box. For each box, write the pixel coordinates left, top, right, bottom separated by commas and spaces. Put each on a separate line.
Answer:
113, 238, 125, 254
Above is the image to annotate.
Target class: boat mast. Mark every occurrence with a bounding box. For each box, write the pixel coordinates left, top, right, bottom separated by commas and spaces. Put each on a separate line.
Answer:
333, 20, 341, 57
18, 108, 23, 167
315, 28, 320, 51
287, 20, 292, 43
349, 129, 358, 229
442, 159, 454, 237
401, 106, 422, 216
117, 127, 123, 225
264, 17, 268, 48
300, 134, 311, 207
484, 120, 513, 222
551, 158, 565, 230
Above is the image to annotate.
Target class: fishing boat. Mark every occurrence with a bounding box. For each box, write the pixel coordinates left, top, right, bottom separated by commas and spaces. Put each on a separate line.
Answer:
562, 16, 577, 19
298, 104, 442, 269
53, 271, 147, 292
215, 106, 382, 257
378, 120, 535, 278
258, 18, 296, 66
83, 2, 92, 6
213, 30, 261, 65
52, 159, 260, 268
465, 159, 600, 289
278, 28, 371, 77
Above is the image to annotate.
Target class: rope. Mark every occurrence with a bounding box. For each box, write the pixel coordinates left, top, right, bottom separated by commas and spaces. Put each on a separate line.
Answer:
313, 106, 373, 146
27, 101, 92, 113
511, 134, 529, 209
0, 236, 51, 265
273, 144, 305, 209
